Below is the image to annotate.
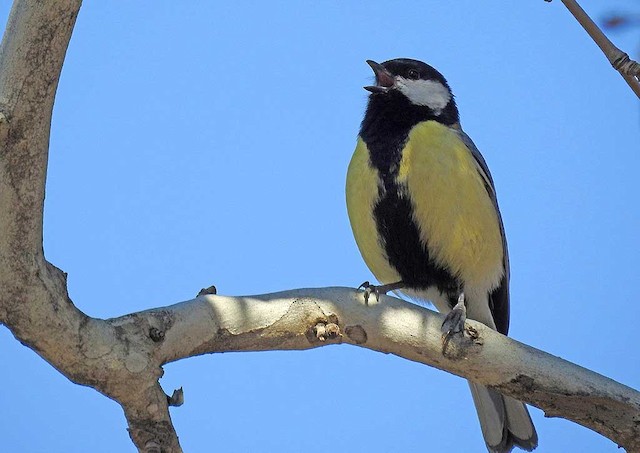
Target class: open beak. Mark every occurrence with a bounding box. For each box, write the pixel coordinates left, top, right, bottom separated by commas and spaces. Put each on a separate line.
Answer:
364, 60, 394, 93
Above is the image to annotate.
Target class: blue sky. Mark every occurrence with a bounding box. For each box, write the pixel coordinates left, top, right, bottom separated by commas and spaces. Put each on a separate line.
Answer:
1, 1, 639, 452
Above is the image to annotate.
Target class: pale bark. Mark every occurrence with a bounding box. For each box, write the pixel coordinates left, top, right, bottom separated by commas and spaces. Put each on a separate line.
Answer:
0, 1, 639, 452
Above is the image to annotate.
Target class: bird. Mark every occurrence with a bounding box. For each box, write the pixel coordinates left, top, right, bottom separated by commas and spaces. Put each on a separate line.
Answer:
345, 58, 538, 453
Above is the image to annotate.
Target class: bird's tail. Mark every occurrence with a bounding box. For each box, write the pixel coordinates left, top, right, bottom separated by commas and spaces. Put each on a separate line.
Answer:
468, 381, 538, 453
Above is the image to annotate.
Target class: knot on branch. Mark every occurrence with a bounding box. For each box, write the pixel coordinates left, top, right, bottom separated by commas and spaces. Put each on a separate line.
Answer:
197, 285, 217, 296
344, 325, 368, 344
312, 322, 341, 342
441, 324, 483, 360
167, 387, 184, 407
611, 53, 640, 77
149, 327, 165, 343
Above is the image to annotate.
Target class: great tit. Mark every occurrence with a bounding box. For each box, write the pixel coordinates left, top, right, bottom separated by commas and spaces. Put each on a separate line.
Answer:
346, 58, 538, 453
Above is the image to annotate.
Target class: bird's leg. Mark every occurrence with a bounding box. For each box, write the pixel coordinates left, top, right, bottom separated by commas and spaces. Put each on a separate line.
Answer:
358, 280, 405, 305
441, 292, 467, 338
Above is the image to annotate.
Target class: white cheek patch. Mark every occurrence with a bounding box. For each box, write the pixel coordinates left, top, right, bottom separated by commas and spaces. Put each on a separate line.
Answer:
396, 77, 451, 114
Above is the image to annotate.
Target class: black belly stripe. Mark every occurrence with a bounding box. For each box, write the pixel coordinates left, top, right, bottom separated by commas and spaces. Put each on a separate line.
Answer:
373, 180, 461, 298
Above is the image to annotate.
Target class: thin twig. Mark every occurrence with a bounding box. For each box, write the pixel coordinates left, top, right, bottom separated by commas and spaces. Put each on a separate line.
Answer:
556, 0, 640, 98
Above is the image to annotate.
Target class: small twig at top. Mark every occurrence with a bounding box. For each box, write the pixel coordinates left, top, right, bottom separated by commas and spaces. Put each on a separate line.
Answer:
549, 0, 640, 98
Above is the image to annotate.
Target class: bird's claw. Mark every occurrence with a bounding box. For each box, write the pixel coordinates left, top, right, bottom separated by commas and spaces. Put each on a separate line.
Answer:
358, 281, 380, 305
441, 293, 467, 339
357, 280, 405, 305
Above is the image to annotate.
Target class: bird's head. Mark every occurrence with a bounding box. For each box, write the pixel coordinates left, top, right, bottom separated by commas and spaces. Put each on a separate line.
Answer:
364, 58, 458, 125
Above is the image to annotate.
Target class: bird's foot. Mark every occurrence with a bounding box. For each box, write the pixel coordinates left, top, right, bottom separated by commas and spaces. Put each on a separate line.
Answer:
441, 293, 467, 338
357, 281, 404, 305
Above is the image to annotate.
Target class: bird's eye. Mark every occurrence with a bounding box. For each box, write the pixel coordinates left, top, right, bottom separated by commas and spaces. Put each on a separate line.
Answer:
407, 69, 420, 80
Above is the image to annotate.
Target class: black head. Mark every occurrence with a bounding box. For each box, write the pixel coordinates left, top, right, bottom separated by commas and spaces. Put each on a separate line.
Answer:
363, 58, 459, 126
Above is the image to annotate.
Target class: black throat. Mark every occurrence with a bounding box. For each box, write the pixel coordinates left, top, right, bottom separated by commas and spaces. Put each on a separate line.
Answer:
359, 90, 458, 182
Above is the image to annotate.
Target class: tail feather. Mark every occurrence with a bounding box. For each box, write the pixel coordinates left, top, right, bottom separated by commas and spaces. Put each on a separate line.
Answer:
469, 382, 538, 453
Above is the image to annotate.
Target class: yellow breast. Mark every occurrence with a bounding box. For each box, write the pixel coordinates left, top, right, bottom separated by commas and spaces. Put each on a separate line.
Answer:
346, 138, 402, 285
346, 121, 504, 292
398, 121, 504, 289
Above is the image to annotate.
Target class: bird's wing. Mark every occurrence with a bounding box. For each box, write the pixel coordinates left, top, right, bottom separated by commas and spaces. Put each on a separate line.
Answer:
457, 130, 511, 335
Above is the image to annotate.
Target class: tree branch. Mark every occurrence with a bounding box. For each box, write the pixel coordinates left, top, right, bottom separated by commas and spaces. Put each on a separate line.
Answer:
113, 288, 640, 451
0, 0, 80, 257
1, 1, 639, 452
555, 0, 640, 98
0, 1, 181, 451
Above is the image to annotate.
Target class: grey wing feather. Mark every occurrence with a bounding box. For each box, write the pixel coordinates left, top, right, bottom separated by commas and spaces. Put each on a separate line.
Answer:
457, 130, 511, 335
